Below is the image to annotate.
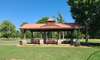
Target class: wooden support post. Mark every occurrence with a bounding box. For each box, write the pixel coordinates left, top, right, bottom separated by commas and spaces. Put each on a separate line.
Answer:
22, 30, 27, 45
23, 30, 26, 39
58, 31, 61, 44
43, 32, 46, 44
40, 31, 44, 44
62, 31, 65, 39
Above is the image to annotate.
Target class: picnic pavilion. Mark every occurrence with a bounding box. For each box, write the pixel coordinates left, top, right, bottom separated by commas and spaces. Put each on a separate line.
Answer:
20, 19, 80, 44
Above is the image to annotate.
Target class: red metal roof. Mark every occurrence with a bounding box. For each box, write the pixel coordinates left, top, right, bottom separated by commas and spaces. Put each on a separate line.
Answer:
20, 19, 80, 30
20, 23, 80, 30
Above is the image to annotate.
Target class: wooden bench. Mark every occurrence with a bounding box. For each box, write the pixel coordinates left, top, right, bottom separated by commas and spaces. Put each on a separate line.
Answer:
31, 39, 40, 44
45, 39, 58, 44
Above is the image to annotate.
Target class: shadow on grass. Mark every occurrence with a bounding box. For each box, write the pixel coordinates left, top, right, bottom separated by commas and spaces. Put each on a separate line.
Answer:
61, 40, 100, 47
80, 42, 100, 47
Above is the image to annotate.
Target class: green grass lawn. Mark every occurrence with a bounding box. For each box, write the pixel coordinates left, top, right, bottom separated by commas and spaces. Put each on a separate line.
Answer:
0, 39, 100, 60
0, 46, 100, 60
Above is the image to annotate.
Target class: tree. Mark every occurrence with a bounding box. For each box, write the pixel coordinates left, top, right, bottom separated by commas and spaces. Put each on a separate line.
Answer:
0, 20, 17, 38
53, 13, 64, 23
36, 17, 49, 23
68, 0, 100, 43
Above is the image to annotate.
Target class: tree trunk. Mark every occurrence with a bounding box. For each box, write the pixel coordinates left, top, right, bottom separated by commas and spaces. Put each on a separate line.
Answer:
85, 34, 88, 43
85, 24, 89, 44
70, 30, 74, 45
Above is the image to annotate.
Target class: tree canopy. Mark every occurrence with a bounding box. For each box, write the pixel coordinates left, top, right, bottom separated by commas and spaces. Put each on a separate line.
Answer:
36, 17, 49, 23
0, 20, 17, 38
68, 0, 100, 38
56, 13, 64, 23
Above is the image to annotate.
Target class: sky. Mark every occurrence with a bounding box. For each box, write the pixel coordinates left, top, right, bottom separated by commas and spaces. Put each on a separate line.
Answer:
0, 0, 74, 28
